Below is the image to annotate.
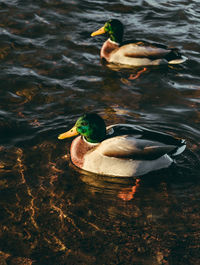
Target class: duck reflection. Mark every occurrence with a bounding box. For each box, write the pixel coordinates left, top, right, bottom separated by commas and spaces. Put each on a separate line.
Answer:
78, 170, 140, 202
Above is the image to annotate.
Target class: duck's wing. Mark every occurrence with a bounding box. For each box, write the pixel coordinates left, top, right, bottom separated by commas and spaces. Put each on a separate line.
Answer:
135, 126, 186, 155
106, 124, 186, 157
98, 136, 177, 160
118, 41, 171, 59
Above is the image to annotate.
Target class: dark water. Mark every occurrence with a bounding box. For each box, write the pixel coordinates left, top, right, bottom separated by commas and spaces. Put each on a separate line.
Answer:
0, 0, 200, 264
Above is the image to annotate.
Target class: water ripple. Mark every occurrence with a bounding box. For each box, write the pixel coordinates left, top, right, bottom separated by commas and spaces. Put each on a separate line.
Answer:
0, 1, 200, 264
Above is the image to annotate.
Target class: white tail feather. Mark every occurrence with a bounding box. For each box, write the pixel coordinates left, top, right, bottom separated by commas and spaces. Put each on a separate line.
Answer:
168, 56, 187, 65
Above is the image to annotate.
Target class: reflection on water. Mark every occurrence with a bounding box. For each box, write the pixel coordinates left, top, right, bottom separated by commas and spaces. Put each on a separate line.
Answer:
80, 172, 141, 201
0, 0, 200, 264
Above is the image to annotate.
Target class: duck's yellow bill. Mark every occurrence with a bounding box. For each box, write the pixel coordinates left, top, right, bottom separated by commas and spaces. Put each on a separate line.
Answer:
91, 26, 105, 37
58, 126, 78, 140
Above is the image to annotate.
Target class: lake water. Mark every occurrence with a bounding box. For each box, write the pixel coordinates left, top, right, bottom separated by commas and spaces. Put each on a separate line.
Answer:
0, 0, 200, 264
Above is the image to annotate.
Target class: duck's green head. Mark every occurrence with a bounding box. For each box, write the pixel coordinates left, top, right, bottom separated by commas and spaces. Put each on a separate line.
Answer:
91, 19, 124, 43
58, 113, 107, 143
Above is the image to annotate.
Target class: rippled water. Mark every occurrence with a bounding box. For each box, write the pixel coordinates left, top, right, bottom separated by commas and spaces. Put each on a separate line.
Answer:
0, 0, 200, 264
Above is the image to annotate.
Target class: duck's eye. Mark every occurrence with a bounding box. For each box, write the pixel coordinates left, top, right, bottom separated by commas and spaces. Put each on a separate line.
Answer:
81, 122, 87, 127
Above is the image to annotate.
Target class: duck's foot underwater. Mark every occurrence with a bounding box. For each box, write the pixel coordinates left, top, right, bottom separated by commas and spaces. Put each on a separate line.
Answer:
118, 179, 141, 201
128, 67, 147, 80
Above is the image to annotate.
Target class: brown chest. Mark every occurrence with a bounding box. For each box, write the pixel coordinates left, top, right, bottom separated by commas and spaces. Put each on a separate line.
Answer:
100, 39, 119, 61
70, 136, 95, 168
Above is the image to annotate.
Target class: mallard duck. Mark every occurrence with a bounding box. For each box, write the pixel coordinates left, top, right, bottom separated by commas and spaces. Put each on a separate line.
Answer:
91, 19, 187, 67
58, 113, 186, 177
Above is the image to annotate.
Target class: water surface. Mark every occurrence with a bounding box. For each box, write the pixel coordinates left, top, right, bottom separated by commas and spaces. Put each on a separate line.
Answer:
0, 0, 200, 264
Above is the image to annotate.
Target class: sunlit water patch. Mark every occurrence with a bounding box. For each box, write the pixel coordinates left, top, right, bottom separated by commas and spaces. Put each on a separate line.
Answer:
0, 0, 200, 264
